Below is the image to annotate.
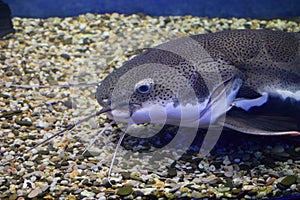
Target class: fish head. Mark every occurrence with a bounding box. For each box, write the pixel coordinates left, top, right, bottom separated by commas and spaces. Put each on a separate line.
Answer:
96, 43, 242, 127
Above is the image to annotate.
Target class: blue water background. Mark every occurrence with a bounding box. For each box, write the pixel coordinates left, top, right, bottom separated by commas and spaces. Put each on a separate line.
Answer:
4, 0, 300, 19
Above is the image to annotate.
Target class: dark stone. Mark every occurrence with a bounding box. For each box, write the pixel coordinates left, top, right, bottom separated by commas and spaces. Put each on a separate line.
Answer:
60, 160, 69, 166
60, 53, 71, 60
62, 100, 77, 109
1, 123, 10, 129
133, 190, 144, 197
15, 117, 32, 126
102, 178, 113, 188
120, 172, 130, 179
167, 168, 177, 178
279, 175, 297, 187
116, 185, 133, 196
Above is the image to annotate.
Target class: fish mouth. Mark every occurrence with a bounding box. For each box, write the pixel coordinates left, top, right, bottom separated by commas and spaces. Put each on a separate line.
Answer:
110, 110, 131, 121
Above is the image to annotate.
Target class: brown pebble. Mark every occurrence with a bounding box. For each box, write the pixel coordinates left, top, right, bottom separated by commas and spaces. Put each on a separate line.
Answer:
266, 177, 276, 186
28, 187, 43, 198
8, 167, 18, 174
9, 193, 18, 200
39, 165, 46, 171
43, 195, 56, 200
69, 170, 79, 178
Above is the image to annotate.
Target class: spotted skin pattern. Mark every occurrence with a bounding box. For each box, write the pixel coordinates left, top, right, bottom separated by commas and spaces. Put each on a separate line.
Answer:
96, 30, 300, 134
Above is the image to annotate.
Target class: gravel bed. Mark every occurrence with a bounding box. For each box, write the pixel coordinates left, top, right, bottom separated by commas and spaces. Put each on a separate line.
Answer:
0, 13, 300, 199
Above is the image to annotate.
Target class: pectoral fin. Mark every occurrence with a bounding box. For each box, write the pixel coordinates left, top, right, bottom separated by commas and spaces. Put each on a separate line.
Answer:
220, 109, 300, 136
232, 93, 268, 111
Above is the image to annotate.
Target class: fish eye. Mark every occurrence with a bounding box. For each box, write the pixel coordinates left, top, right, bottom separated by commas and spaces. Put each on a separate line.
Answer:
136, 84, 151, 94
135, 78, 154, 94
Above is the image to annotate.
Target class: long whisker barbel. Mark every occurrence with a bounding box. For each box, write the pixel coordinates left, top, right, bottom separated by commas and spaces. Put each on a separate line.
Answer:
0, 82, 99, 89
82, 121, 116, 155
107, 128, 128, 185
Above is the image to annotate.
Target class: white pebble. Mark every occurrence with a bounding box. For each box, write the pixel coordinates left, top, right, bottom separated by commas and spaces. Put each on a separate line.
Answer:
198, 163, 204, 169
290, 184, 297, 190
223, 159, 231, 165
60, 180, 68, 185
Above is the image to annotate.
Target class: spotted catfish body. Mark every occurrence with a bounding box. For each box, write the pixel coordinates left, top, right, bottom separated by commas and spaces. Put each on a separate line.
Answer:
96, 30, 300, 135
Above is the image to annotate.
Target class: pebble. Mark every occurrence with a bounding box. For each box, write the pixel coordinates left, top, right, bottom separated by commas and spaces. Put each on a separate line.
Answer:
243, 185, 257, 191
223, 159, 231, 165
198, 163, 204, 169
278, 175, 297, 187
191, 191, 203, 198
98, 196, 106, 200
80, 190, 95, 198
116, 185, 133, 196
272, 145, 285, 153
60, 53, 71, 60
233, 177, 243, 186
266, 177, 276, 185
202, 176, 219, 184
24, 161, 35, 167
130, 171, 142, 181
167, 168, 177, 177
27, 187, 43, 198
60, 180, 68, 185
224, 171, 233, 177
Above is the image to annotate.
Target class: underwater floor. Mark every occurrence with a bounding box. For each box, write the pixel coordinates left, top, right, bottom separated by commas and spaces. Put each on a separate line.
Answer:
0, 13, 300, 199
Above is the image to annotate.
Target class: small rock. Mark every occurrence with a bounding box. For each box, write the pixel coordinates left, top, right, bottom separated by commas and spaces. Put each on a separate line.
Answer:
269, 172, 280, 178
24, 161, 35, 167
28, 187, 43, 198
97, 196, 106, 200
209, 165, 216, 172
256, 191, 267, 198
243, 185, 256, 191
120, 172, 130, 179
80, 190, 95, 198
60, 160, 69, 166
9, 194, 18, 200
198, 163, 204, 169
231, 188, 242, 194
290, 184, 297, 190
169, 184, 181, 193
233, 177, 243, 186
69, 170, 79, 179
191, 191, 202, 198
61, 53, 71, 60
116, 185, 133, 196
102, 178, 112, 188
218, 187, 230, 192
278, 175, 297, 187
266, 177, 276, 186
60, 180, 68, 185
65, 194, 77, 200
130, 171, 142, 181
167, 168, 177, 178
272, 145, 285, 153
202, 175, 219, 185
223, 159, 231, 165
15, 117, 32, 126
132, 190, 144, 197
224, 171, 233, 177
